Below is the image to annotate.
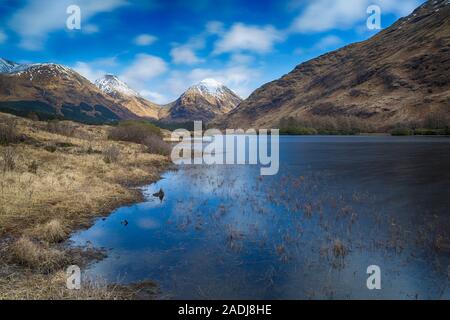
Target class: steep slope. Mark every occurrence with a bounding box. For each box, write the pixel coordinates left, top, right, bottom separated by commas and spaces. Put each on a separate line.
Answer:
95, 74, 162, 119
0, 59, 137, 123
220, 0, 450, 130
162, 78, 242, 123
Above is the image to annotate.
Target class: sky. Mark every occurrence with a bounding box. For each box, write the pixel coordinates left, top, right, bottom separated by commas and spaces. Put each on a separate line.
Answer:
0, 0, 425, 104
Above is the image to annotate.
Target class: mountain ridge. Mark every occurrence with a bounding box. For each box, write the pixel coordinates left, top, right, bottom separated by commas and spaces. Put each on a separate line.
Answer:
0, 60, 138, 123
217, 0, 450, 131
161, 78, 242, 123
94, 74, 162, 119
0, 58, 242, 124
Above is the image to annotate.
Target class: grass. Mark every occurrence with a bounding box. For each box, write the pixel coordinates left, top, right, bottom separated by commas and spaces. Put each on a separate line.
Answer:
9, 236, 68, 273
278, 115, 372, 135
0, 112, 170, 299
390, 127, 450, 136
30, 219, 69, 243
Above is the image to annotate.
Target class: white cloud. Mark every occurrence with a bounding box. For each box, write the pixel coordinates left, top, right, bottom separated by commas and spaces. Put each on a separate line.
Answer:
83, 24, 99, 34
291, 0, 367, 33
93, 56, 118, 67
205, 21, 224, 35
166, 63, 259, 99
169, 32, 207, 65
314, 35, 342, 50
140, 90, 168, 104
229, 53, 255, 65
134, 34, 157, 46
72, 61, 106, 82
291, 0, 421, 33
214, 23, 284, 54
376, 0, 422, 16
8, 0, 127, 50
170, 46, 203, 65
0, 30, 7, 44
121, 54, 168, 89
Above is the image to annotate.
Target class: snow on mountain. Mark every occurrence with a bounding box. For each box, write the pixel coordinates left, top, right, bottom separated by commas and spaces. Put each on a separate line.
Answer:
162, 78, 242, 123
95, 74, 140, 99
189, 78, 229, 99
0, 58, 74, 80
94, 74, 162, 119
0, 58, 21, 73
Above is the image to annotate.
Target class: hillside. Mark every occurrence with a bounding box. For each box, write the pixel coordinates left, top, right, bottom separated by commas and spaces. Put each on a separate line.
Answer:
219, 0, 450, 131
95, 74, 162, 120
162, 78, 242, 123
0, 111, 169, 299
0, 60, 138, 123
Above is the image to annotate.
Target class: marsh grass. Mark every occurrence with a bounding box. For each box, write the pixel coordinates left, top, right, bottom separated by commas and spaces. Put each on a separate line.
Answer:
0, 112, 169, 299
103, 145, 120, 164
0, 118, 19, 145
0, 267, 158, 300
30, 219, 69, 243
9, 236, 68, 273
1, 147, 16, 172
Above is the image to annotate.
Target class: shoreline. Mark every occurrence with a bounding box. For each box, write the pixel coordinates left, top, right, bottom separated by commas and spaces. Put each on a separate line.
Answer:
0, 112, 172, 299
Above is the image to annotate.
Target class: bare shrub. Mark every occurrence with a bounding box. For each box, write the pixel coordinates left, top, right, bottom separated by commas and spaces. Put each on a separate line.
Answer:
1, 147, 16, 172
0, 118, 19, 145
103, 145, 120, 164
143, 135, 171, 156
109, 121, 160, 142
46, 120, 76, 137
109, 121, 170, 155
279, 115, 375, 134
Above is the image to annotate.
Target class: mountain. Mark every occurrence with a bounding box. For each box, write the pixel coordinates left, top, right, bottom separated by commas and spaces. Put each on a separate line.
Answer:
162, 78, 242, 123
0, 59, 137, 123
0, 58, 26, 73
95, 74, 161, 119
219, 0, 450, 131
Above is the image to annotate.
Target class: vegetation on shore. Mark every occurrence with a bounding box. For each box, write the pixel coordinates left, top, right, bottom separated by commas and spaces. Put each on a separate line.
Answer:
279, 116, 375, 135
390, 127, 450, 136
0, 112, 170, 299
279, 113, 450, 136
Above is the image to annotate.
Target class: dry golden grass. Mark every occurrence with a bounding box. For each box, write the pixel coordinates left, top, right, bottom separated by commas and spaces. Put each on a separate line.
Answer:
30, 219, 69, 243
0, 268, 157, 300
0, 112, 169, 299
9, 236, 68, 273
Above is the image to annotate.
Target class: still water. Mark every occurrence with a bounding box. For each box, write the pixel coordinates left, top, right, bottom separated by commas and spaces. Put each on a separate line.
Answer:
70, 136, 450, 299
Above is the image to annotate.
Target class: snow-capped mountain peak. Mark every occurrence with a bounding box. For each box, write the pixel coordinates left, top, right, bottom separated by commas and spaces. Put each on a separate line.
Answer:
190, 78, 229, 97
0, 58, 73, 76
0, 58, 21, 73
95, 74, 140, 99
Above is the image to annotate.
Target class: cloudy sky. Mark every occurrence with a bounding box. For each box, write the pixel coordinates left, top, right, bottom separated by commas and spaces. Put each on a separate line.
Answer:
0, 0, 424, 103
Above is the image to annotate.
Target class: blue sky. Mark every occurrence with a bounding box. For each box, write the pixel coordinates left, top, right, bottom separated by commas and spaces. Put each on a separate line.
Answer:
0, 0, 425, 103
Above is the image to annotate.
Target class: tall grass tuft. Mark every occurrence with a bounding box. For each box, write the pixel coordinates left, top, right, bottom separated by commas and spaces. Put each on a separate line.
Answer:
103, 145, 120, 164
10, 237, 68, 273
0, 118, 19, 145
1, 147, 16, 172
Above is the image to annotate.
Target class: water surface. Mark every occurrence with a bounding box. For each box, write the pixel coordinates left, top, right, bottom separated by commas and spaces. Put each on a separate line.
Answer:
70, 136, 450, 299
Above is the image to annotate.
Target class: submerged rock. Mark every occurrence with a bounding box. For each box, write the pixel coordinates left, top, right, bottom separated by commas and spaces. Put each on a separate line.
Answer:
152, 188, 165, 201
